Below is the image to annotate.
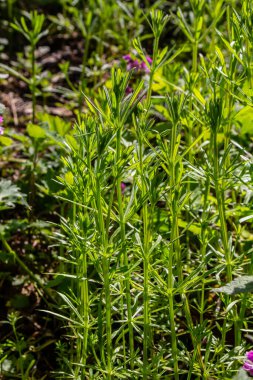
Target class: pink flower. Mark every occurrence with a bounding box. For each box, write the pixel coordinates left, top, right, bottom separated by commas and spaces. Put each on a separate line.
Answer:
140, 56, 152, 72
146, 55, 152, 64
123, 54, 131, 62
140, 61, 150, 73
120, 182, 126, 194
125, 86, 133, 95
247, 352, 253, 362
243, 361, 253, 376
0, 116, 3, 123
123, 54, 152, 73
243, 351, 253, 376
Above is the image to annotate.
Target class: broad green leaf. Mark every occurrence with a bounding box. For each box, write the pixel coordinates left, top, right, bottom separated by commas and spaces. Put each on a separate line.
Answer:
0, 179, 27, 211
45, 275, 66, 288
38, 113, 71, 136
178, 219, 201, 235
10, 294, 30, 309
235, 106, 253, 134
0, 136, 13, 146
242, 81, 253, 97
195, 16, 203, 41
213, 276, 253, 295
215, 46, 226, 69
65, 134, 78, 150
27, 124, 46, 139
154, 104, 170, 119
193, 88, 206, 105
65, 171, 74, 185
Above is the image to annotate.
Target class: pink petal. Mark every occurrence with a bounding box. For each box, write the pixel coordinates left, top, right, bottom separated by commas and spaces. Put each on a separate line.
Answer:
125, 86, 133, 95
120, 183, 126, 193
123, 54, 131, 62
146, 55, 152, 64
247, 351, 253, 362
243, 361, 253, 372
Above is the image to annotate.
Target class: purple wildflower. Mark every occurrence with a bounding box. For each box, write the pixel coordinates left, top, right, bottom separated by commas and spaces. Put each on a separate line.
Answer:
129, 59, 140, 70
0, 116, 3, 124
140, 61, 150, 73
123, 55, 138, 70
120, 182, 126, 194
243, 351, 253, 376
243, 361, 253, 376
144, 56, 152, 72
0, 126, 4, 135
125, 86, 133, 95
123, 54, 131, 62
123, 54, 152, 73
247, 352, 253, 362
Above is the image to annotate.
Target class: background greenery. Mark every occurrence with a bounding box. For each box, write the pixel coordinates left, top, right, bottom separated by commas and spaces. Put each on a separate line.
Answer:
0, 0, 253, 379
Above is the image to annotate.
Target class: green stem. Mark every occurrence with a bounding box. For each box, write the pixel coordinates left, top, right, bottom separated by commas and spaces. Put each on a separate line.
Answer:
213, 129, 232, 282
140, 34, 160, 379
102, 258, 112, 379
166, 119, 181, 380
29, 140, 38, 220
95, 169, 112, 378
167, 246, 179, 380
146, 36, 159, 111
31, 42, 36, 124
80, 235, 89, 376
169, 121, 182, 282
192, 40, 198, 74
200, 176, 210, 325
79, 140, 92, 376
116, 128, 134, 369
139, 136, 150, 380
12, 322, 25, 380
